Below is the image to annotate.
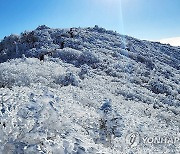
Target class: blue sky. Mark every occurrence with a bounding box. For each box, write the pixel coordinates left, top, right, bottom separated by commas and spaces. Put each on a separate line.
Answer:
0, 0, 180, 40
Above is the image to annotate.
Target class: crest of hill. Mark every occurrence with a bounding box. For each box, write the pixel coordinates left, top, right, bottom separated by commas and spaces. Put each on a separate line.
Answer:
0, 25, 179, 70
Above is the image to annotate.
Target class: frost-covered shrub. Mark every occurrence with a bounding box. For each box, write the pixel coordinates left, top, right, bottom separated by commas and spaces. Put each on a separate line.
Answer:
136, 55, 155, 70
0, 35, 20, 62
93, 25, 106, 33
1, 34, 19, 48
35, 25, 50, 30
149, 80, 171, 95
63, 38, 85, 51
56, 72, 79, 86
52, 49, 100, 67
160, 95, 180, 107
130, 76, 142, 85
20, 31, 38, 44
79, 50, 100, 67
118, 49, 154, 70
0, 89, 64, 153
2, 142, 27, 154
160, 69, 174, 79
0, 86, 103, 153
78, 64, 90, 79
97, 99, 124, 146
52, 48, 82, 63
0, 58, 65, 88
104, 67, 119, 77
115, 88, 142, 102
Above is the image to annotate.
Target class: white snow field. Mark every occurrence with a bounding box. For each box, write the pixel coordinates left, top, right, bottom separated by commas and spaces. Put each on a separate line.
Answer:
0, 25, 180, 153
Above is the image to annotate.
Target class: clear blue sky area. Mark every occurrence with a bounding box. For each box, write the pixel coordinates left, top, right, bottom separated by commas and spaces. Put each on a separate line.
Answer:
0, 0, 180, 40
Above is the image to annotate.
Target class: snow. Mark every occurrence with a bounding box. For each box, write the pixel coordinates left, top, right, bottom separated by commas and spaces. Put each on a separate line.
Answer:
0, 25, 180, 153
159, 37, 180, 47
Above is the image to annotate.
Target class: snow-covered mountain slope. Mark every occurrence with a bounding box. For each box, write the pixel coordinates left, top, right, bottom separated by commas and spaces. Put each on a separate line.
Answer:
0, 25, 179, 153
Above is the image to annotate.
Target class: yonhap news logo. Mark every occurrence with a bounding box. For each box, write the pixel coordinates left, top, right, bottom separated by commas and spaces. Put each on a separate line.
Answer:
125, 132, 140, 147
126, 132, 180, 147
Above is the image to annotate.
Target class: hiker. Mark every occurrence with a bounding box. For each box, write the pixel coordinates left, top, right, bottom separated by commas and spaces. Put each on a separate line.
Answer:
39, 54, 44, 61
126, 48, 130, 51
69, 28, 74, 38
61, 41, 64, 49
